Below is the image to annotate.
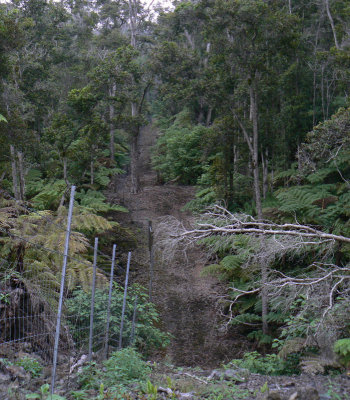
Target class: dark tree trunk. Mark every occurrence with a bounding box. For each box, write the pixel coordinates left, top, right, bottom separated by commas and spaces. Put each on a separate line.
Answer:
10, 145, 19, 201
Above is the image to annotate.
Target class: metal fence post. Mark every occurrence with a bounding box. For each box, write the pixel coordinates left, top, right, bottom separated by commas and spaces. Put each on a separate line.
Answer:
130, 295, 138, 345
104, 244, 116, 359
119, 251, 131, 350
148, 221, 154, 302
50, 185, 76, 397
88, 237, 98, 362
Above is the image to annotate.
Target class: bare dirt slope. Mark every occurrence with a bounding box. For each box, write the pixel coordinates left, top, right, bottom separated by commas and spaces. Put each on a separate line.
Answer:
108, 125, 244, 367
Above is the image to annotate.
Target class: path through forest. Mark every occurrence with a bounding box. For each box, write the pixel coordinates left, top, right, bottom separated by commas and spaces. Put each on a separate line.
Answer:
108, 125, 246, 366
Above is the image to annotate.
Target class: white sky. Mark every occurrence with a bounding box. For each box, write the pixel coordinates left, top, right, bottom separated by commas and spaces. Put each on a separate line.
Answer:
0, 0, 173, 9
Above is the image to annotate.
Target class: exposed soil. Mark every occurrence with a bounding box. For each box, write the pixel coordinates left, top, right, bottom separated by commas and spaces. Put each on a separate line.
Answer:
107, 124, 248, 367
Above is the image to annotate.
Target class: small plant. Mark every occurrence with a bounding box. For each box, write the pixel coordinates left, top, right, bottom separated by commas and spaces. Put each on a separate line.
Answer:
334, 338, 350, 371
70, 390, 88, 400
25, 383, 66, 399
225, 351, 298, 376
144, 380, 158, 400
103, 348, 151, 386
16, 356, 42, 378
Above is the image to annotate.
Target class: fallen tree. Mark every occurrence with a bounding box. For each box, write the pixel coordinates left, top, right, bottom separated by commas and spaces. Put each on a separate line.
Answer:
156, 205, 350, 349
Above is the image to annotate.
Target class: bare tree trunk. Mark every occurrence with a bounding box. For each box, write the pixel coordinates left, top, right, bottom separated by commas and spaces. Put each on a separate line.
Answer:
128, 0, 137, 47
206, 107, 212, 127
249, 82, 268, 336
10, 145, 19, 200
63, 157, 70, 187
204, 42, 211, 68
321, 64, 326, 120
109, 84, 116, 162
325, 0, 340, 49
17, 151, 25, 201
130, 103, 140, 194
184, 29, 195, 50
249, 83, 262, 220
313, 69, 317, 126
90, 160, 94, 185
128, 0, 141, 194
261, 149, 268, 199
288, 0, 292, 14
233, 145, 238, 173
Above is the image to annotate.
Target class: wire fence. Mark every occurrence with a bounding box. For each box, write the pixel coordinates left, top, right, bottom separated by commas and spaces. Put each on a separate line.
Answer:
0, 186, 142, 397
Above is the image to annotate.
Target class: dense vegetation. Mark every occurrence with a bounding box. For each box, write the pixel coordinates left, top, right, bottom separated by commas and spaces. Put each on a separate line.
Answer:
0, 0, 350, 396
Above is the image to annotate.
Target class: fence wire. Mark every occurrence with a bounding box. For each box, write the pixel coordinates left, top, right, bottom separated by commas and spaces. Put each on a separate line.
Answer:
0, 192, 137, 397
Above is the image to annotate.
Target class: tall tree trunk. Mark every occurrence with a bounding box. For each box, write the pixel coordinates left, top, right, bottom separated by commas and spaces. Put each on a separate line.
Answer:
10, 145, 19, 200
130, 103, 140, 194
325, 0, 340, 49
206, 107, 212, 127
17, 151, 25, 201
90, 159, 94, 185
249, 81, 268, 336
261, 149, 268, 199
128, 0, 137, 47
109, 84, 116, 162
249, 83, 262, 220
63, 157, 70, 187
128, 0, 140, 194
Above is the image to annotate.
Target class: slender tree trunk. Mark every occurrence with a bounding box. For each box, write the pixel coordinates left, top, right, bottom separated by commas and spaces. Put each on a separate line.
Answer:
206, 107, 212, 127
249, 81, 268, 336
90, 160, 94, 185
313, 70, 317, 126
17, 151, 25, 201
288, 0, 292, 14
63, 157, 69, 187
109, 84, 116, 162
249, 83, 262, 220
184, 29, 195, 50
261, 149, 268, 199
130, 103, 140, 194
10, 145, 19, 200
325, 0, 340, 49
128, 0, 137, 47
128, 0, 140, 194
321, 64, 326, 120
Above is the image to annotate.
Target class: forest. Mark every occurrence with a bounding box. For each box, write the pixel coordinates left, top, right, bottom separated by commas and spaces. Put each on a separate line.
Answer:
0, 0, 350, 399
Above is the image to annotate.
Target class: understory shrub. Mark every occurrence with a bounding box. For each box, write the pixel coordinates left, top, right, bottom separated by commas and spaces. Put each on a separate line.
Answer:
78, 348, 150, 392
66, 284, 170, 356
226, 351, 300, 376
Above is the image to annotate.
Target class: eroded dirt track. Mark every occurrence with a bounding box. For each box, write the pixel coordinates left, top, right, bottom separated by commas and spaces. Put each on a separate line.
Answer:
108, 125, 243, 366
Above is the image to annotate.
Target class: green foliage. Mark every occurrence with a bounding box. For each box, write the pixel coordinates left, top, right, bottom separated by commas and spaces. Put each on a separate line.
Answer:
25, 384, 66, 400
201, 382, 250, 400
76, 190, 128, 214
78, 348, 150, 393
334, 339, 350, 368
66, 284, 170, 355
153, 112, 207, 184
103, 348, 151, 386
15, 356, 42, 378
225, 351, 299, 376
142, 380, 158, 400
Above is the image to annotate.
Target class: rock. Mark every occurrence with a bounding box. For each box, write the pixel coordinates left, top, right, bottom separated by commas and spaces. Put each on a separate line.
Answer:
288, 387, 319, 400
179, 392, 195, 399
69, 354, 88, 374
207, 368, 248, 382
158, 386, 173, 395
